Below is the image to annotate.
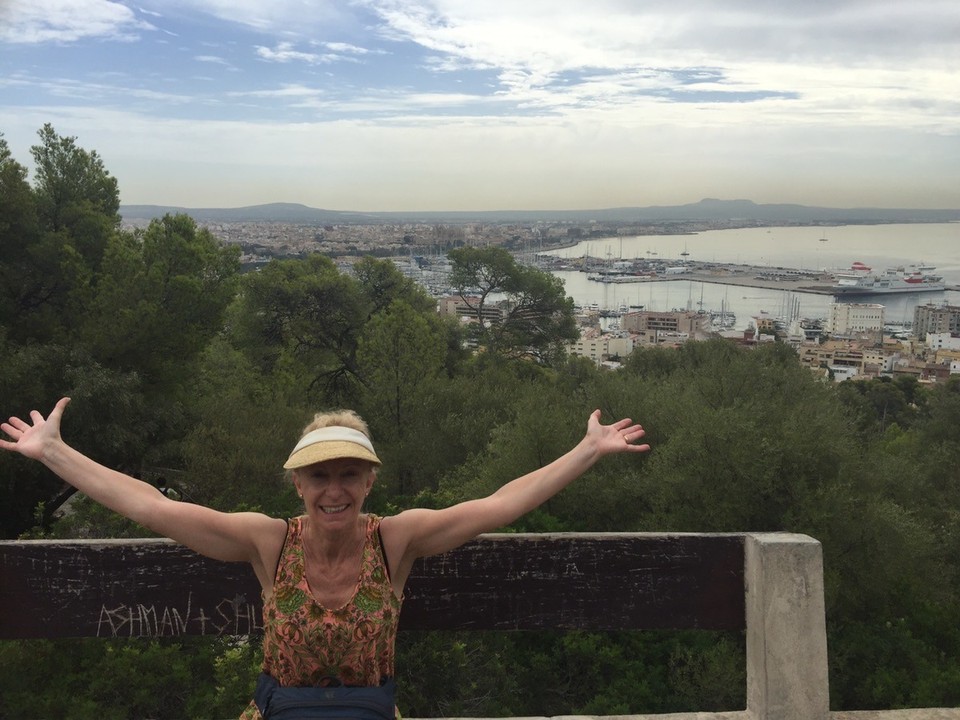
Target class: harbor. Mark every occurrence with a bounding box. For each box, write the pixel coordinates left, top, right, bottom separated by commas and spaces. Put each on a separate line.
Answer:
532, 223, 960, 329
535, 256, 959, 296
390, 223, 960, 332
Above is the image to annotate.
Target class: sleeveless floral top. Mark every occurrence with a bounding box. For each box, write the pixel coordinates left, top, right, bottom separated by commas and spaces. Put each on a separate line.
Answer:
240, 514, 402, 720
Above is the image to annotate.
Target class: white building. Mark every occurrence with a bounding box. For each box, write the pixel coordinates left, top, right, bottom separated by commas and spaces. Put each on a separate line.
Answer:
568, 329, 636, 364
828, 365, 860, 382
862, 347, 898, 373
829, 302, 884, 335
926, 332, 960, 351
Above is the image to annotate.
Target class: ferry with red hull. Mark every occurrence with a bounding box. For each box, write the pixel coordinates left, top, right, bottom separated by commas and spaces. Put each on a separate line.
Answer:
831, 262, 945, 296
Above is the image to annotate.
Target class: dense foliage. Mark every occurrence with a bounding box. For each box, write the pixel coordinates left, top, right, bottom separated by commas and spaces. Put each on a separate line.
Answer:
2, 126, 959, 718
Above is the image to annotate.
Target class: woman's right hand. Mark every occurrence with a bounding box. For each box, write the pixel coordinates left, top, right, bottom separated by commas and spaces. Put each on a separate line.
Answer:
1, 396, 287, 589
0, 397, 70, 462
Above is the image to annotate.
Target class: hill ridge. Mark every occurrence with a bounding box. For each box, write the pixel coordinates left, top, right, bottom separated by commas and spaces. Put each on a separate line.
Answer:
120, 198, 960, 224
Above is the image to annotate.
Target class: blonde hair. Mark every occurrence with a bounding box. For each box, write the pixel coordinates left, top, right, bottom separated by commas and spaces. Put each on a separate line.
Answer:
300, 409, 372, 440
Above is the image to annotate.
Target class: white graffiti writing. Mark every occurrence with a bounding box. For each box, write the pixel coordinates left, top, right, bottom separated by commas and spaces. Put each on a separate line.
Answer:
96, 592, 262, 637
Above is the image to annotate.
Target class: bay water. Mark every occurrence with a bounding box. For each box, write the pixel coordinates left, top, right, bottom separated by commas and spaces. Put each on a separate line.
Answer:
541, 223, 960, 330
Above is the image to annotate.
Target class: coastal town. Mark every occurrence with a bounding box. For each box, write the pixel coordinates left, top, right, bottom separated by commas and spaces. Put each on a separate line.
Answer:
146, 216, 788, 266
174, 218, 960, 385
432, 260, 960, 384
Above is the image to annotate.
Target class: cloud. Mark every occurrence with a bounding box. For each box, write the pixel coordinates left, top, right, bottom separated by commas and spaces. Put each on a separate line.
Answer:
5, 73, 195, 106
358, 2, 960, 97
195, 54, 232, 66
255, 42, 326, 64
2, 0, 958, 210
2, 98, 955, 210
321, 42, 379, 55
155, 0, 348, 33
254, 40, 371, 65
364, 0, 960, 67
1, 0, 153, 43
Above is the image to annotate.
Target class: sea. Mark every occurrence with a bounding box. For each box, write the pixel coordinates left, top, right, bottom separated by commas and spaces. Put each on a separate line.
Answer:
539, 223, 960, 331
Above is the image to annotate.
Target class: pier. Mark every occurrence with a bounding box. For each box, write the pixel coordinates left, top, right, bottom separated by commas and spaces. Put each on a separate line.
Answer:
543, 257, 960, 295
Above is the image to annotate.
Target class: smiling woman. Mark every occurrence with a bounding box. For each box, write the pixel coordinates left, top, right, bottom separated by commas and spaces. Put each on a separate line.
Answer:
0, 396, 650, 719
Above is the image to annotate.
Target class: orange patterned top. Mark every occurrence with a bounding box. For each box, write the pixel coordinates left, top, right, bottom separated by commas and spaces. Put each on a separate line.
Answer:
240, 514, 402, 719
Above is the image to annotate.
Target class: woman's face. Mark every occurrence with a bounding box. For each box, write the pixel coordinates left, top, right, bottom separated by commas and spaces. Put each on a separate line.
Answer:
294, 457, 375, 529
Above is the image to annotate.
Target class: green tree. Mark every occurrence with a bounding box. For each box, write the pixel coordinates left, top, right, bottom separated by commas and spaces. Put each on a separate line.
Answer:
0, 341, 161, 537
0, 134, 42, 336
624, 341, 858, 531
0, 637, 257, 720
835, 376, 918, 435
352, 255, 437, 316
356, 300, 450, 496
27, 125, 121, 336
4, 131, 960, 716
448, 246, 577, 364
30, 123, 120, 259
82, 213, 241, 392
230, 254, 368, 404
0, 130, 98, 344
178, 337, 305, 511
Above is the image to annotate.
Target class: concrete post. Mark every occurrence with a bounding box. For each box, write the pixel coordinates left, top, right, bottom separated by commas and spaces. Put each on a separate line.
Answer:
745, 533, 830, 720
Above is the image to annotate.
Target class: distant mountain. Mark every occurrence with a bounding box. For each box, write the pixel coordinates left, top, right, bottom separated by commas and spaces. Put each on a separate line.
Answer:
614, 198, 960, 223
119, 202, 382, 224
120, 198, 960, 225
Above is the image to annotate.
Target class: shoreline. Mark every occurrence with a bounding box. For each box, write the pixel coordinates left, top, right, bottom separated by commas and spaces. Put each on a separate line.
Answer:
537, 256, 960, 298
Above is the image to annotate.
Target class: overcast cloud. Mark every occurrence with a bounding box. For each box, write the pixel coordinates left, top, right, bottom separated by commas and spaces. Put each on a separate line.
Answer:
0, 0, 958, 210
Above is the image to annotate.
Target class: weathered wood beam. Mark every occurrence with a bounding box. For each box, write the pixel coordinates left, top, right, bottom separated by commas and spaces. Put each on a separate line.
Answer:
0, 533, 744, 639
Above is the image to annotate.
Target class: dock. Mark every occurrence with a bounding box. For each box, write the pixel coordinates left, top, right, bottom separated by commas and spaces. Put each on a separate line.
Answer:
569, 259, 960, 295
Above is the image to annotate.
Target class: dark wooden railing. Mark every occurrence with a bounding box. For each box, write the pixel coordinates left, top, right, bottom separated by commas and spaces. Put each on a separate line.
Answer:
0, 532, 829, 720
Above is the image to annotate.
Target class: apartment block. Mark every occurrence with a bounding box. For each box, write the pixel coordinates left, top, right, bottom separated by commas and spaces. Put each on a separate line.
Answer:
829, 302, 884, 335
914, 303, 960, 336
568, 329, 636, 364
621, 309, 707, 335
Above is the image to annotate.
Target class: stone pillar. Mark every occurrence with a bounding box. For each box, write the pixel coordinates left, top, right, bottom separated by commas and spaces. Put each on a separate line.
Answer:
745, 533, 830, 720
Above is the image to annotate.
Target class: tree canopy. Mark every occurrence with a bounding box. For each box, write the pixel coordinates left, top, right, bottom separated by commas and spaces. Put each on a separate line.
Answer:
448, 245, 578, 364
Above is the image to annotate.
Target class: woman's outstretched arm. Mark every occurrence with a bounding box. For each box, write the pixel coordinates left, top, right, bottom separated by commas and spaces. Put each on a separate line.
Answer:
380, 409, 650, 590
1, 398, 285, 588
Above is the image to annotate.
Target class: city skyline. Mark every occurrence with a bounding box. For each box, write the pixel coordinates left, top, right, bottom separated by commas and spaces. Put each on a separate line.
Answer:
2, 1, 959, 212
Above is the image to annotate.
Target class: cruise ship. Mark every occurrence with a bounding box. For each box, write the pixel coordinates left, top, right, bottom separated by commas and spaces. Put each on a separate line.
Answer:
831, 262, 945, 296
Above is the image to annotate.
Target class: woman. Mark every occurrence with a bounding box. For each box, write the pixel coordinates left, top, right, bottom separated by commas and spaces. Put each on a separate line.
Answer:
0, 398, 650, 718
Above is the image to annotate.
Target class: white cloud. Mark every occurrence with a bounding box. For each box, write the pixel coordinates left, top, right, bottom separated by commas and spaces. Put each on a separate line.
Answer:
0, 0, 153, 43
4, 73, 195, 106
195, 54, 231, 66
229, 84, 326, 99
321, 42, 379, 55
255, 42, 324, 64
362, 1, 960, 97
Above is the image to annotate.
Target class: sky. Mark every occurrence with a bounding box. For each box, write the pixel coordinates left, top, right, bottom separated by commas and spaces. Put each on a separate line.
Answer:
1, 0, 959, 212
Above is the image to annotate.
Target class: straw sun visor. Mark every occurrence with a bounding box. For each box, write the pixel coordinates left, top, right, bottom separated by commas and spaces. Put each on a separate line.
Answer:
283, 427, 382, 470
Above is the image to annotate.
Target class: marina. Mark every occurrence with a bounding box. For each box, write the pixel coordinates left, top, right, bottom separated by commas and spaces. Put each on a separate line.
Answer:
537, 223, 960, 330
541, 257, 960, 296
393, 223, 960, 332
